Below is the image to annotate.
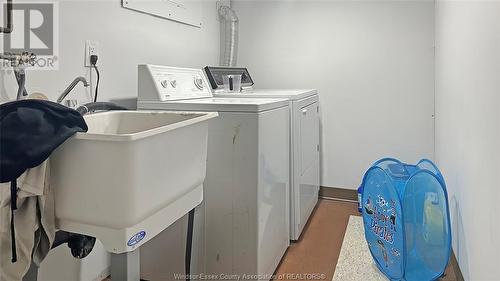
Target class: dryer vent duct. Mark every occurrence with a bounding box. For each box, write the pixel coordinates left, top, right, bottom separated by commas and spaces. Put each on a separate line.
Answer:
219, 5, 239, 67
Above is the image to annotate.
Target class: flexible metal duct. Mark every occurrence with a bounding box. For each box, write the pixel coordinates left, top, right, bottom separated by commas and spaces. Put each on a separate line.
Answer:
219, 5, 239, 67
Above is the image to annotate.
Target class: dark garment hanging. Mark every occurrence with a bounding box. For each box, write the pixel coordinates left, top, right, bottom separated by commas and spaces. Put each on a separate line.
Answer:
0, 99, 88, 262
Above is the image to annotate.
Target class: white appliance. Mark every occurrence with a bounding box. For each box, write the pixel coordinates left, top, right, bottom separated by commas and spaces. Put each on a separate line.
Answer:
137, 65, 290, 279
204, 66, 320, 241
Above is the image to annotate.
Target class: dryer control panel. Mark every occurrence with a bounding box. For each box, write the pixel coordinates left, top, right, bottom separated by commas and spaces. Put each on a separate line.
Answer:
204, 66, 254, 92
138, 64, 213, 101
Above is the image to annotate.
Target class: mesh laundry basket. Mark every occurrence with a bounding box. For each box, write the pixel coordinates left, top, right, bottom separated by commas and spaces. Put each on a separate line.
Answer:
360, 158, 451, 281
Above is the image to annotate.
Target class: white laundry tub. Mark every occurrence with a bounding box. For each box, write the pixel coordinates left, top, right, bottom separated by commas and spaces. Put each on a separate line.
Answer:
50, 110, 218, 253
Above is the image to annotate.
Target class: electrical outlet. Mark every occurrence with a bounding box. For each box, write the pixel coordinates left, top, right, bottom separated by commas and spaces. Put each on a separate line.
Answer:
84, 40, 99, 67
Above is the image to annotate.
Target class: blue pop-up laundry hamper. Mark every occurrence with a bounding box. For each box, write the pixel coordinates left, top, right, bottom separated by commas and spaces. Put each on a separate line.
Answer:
359, 158, 451, 281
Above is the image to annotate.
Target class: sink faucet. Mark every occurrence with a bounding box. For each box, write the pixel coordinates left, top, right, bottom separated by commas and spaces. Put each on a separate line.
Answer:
1, 52, 37, 100
57, 77, 89, 103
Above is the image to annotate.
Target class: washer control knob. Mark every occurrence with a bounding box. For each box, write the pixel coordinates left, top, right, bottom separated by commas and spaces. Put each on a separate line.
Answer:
160, 80, 169, 88
170, 80, 177, 88
194, 77, 204, 90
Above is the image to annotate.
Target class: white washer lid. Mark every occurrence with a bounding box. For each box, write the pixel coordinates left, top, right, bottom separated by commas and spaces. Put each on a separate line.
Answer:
138, 97, 289, 113
213, 89, 317, 101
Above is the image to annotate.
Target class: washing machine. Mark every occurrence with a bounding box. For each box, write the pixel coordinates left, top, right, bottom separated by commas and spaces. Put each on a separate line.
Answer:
204, 66, 320, 241
137, 65, 290, 279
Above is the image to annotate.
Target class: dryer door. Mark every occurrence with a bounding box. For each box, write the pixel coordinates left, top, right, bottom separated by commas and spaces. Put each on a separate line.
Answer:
298, 101, 320, 233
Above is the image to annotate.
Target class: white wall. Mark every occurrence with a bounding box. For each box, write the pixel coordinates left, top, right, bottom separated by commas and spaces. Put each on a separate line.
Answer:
0, 0, 220, 106
435, 1, 500, 280
0, 1, 220, 280
232, 0, 435, 189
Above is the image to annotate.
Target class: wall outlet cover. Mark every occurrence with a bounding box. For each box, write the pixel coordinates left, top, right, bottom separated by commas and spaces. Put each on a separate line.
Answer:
85, 40, 99, 67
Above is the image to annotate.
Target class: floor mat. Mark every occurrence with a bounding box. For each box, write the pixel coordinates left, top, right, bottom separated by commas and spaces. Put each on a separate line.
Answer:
332, 215, 388, 281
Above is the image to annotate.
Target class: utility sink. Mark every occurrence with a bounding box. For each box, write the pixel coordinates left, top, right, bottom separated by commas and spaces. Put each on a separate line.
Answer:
50, 110, 218, 253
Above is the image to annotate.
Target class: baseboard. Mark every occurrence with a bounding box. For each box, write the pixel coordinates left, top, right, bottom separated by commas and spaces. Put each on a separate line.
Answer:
450, 250, 465, 281
319, 186, 358, 201
94, 267, 110, 281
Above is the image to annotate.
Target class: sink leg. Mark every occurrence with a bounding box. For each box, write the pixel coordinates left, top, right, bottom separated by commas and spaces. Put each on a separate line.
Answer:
186, 208, 195, 280
22, 262, 38, 281
110, 249, 140, 281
